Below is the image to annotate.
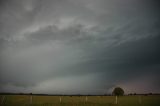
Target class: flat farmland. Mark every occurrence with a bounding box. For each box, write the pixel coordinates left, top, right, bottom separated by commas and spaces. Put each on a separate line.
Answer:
0, 95, 160, 106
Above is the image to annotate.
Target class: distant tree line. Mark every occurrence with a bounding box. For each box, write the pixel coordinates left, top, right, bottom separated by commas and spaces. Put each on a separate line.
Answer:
0, 90, 159, 96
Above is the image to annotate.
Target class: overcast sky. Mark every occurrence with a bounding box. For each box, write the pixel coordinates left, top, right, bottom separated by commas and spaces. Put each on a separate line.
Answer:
0, 0, 160, 94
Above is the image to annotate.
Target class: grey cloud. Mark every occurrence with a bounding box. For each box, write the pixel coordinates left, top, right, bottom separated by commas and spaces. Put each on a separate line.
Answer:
0, 0, 41, 41
0, 0, 160, 94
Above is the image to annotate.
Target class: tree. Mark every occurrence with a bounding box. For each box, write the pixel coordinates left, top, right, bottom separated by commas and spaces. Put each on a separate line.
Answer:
112, 87, 124, 96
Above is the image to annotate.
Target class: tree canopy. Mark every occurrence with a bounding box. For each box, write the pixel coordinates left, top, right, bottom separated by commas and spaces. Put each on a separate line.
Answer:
112, 87, 124, 96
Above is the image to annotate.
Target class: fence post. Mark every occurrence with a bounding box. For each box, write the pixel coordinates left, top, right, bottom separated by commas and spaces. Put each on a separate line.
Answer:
1, 96, 5, 105
86, 96, 88, 102
139, 96, 141, 104
30, 95, 32, 105
59, 97, 62, 103
115, 96, 118, 104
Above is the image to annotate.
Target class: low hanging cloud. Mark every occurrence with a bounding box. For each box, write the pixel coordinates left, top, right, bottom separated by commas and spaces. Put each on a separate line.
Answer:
0, 0, 160, 94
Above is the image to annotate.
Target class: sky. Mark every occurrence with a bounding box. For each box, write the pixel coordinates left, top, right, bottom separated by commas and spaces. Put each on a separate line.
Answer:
0, 0, 160, 95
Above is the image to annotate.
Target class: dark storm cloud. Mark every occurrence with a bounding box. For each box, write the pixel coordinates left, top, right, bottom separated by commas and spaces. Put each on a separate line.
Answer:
0, 0, 160, 94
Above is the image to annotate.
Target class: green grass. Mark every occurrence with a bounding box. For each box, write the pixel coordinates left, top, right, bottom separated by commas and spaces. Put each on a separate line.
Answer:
0, 95, 160, 106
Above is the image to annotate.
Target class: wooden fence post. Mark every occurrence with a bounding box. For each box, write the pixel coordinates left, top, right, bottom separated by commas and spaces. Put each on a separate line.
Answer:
59, 97, 62, 103
139, 96, 141, 104
30, 95, 32, 104
115, 96, 118, 104
86, 96, 88, 102
1, 96, 6, 105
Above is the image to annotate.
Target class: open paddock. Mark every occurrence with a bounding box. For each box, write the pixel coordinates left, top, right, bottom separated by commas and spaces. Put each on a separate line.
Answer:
0, 95, 160, 106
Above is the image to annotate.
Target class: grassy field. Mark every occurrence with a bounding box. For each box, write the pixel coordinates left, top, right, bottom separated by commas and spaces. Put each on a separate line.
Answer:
0, 95, 160, 106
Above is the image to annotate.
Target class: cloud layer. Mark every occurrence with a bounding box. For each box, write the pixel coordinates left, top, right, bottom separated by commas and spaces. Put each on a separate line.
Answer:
0, 0, 160, 94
